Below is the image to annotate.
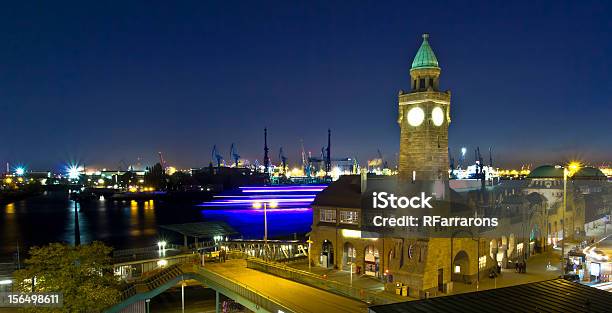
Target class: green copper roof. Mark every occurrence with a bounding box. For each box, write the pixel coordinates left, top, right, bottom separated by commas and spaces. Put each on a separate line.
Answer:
411, 33, 439, 69
527, 165, 563, 179
573, 167, 606, 179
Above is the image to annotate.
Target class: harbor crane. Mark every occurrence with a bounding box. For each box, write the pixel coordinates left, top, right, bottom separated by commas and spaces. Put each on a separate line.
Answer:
212, 145, 223, 167
325, 129, 331, 175
158, 152, 167, 169
230, 143, 240, 167
300, 139, 307, 173
118, 159, 131, 171
378, 149, 388, 169
475, 147, 485, 178
263, 128, 270, 174
278, 147, 287, 175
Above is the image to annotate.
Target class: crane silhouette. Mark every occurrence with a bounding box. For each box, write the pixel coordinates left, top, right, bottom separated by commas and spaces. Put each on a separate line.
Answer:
230, 143, 240, 167
212, 145, 223, 167
278, 147, 287, 175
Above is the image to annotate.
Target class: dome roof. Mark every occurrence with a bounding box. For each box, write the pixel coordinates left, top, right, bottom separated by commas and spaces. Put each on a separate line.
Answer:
411, 34, 439, 70
573, 166, 606, 179
527, 165, 563, 179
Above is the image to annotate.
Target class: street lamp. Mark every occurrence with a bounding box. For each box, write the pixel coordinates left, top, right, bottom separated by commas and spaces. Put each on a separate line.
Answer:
307, 237, 313, 272
252, 201, 278, 245
157, 240, 167, 256
559, 161, 581, 274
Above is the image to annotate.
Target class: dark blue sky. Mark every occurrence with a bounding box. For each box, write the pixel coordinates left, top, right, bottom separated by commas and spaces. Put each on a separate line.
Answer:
1, 1, 611, 170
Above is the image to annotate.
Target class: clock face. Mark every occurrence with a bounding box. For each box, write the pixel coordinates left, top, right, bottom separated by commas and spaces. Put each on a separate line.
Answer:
407, 107, 425, 126
432, 107, 444, 126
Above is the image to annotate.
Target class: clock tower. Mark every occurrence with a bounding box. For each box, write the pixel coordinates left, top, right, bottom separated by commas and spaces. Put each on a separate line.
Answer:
398, 34, 451, 181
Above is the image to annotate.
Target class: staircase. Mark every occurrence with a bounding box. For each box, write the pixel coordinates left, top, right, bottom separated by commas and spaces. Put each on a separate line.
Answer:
119, 264, 185, 299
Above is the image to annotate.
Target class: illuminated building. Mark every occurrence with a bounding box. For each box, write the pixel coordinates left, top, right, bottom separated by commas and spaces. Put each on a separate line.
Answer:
599, 166, 612, 177
309, 34, 496, 298
523, 165, 603, 246
497, 167, 531, 179
308, 34, 612, 299
398, 33, 450, 181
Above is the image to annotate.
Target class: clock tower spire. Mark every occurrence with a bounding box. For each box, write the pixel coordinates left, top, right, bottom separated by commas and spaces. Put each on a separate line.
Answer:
398, 34, 451, 181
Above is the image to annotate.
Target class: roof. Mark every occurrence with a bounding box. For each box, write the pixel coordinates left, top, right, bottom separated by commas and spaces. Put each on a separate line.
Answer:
313, 175, 468, 209
528, 165, 607, 180
411, 34, 439, 70
160, 221, 238, 238
573, 166, 606, 179
313, 175, 362, 208
527, 165, 564, 179
369, 279, 612, 313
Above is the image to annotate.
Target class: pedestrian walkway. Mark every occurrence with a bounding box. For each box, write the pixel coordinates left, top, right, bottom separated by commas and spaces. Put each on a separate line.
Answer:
288, 252, 563, 300
287, 262, 415, 302
106, 258, 369, 313
206, 259, 369, 312
452, 251, 562, 294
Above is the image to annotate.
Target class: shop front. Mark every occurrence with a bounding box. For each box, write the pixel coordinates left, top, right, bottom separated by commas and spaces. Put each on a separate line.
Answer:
364, 245, 380, 277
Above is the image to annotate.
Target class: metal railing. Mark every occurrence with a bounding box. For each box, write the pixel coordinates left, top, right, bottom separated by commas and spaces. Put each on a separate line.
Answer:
113, 253, 199, 281
246, 258, 396, 305
276, 255, 308, 264
113, 255, 294, 313
116, 258, 195, 302
112, 244, 184, 257
192, 264, 294, 313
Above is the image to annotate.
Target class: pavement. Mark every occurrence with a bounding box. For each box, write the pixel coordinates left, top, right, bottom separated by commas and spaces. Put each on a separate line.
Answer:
288, 262, 412, 302
288, 251, 563, 299
205, 259, 368, 313
452, 251, 562, 294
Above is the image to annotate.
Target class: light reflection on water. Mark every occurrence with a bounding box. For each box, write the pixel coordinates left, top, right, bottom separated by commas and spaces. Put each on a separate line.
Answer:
0, 190, 314, 261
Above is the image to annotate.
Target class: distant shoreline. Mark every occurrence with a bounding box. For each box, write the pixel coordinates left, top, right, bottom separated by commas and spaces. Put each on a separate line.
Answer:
0, 189, 42, 206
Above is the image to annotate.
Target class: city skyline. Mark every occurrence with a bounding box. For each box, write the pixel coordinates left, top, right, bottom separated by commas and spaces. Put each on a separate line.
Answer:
1, 1, 611, 170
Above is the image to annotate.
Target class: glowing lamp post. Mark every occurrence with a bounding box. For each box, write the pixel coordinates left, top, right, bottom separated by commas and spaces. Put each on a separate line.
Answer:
15, 167, 25, 176
559, 161, 581, 274
157, 240, 167, 257
252, 201, 278, 245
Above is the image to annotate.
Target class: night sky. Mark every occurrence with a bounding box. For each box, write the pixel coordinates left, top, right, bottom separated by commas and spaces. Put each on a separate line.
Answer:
1, 1, 611, 170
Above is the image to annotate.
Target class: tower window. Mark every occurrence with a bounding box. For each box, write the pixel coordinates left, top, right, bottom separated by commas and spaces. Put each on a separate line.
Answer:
419, 78, 425, 90
429, 78, 434, 89
413, 80, 416, 90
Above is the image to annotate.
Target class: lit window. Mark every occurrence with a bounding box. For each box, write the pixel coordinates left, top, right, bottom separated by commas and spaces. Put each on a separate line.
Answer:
479, 256, 487, 269
320, 209, 336, 223
454, 265, 461, 273
339, 211, 359, 224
